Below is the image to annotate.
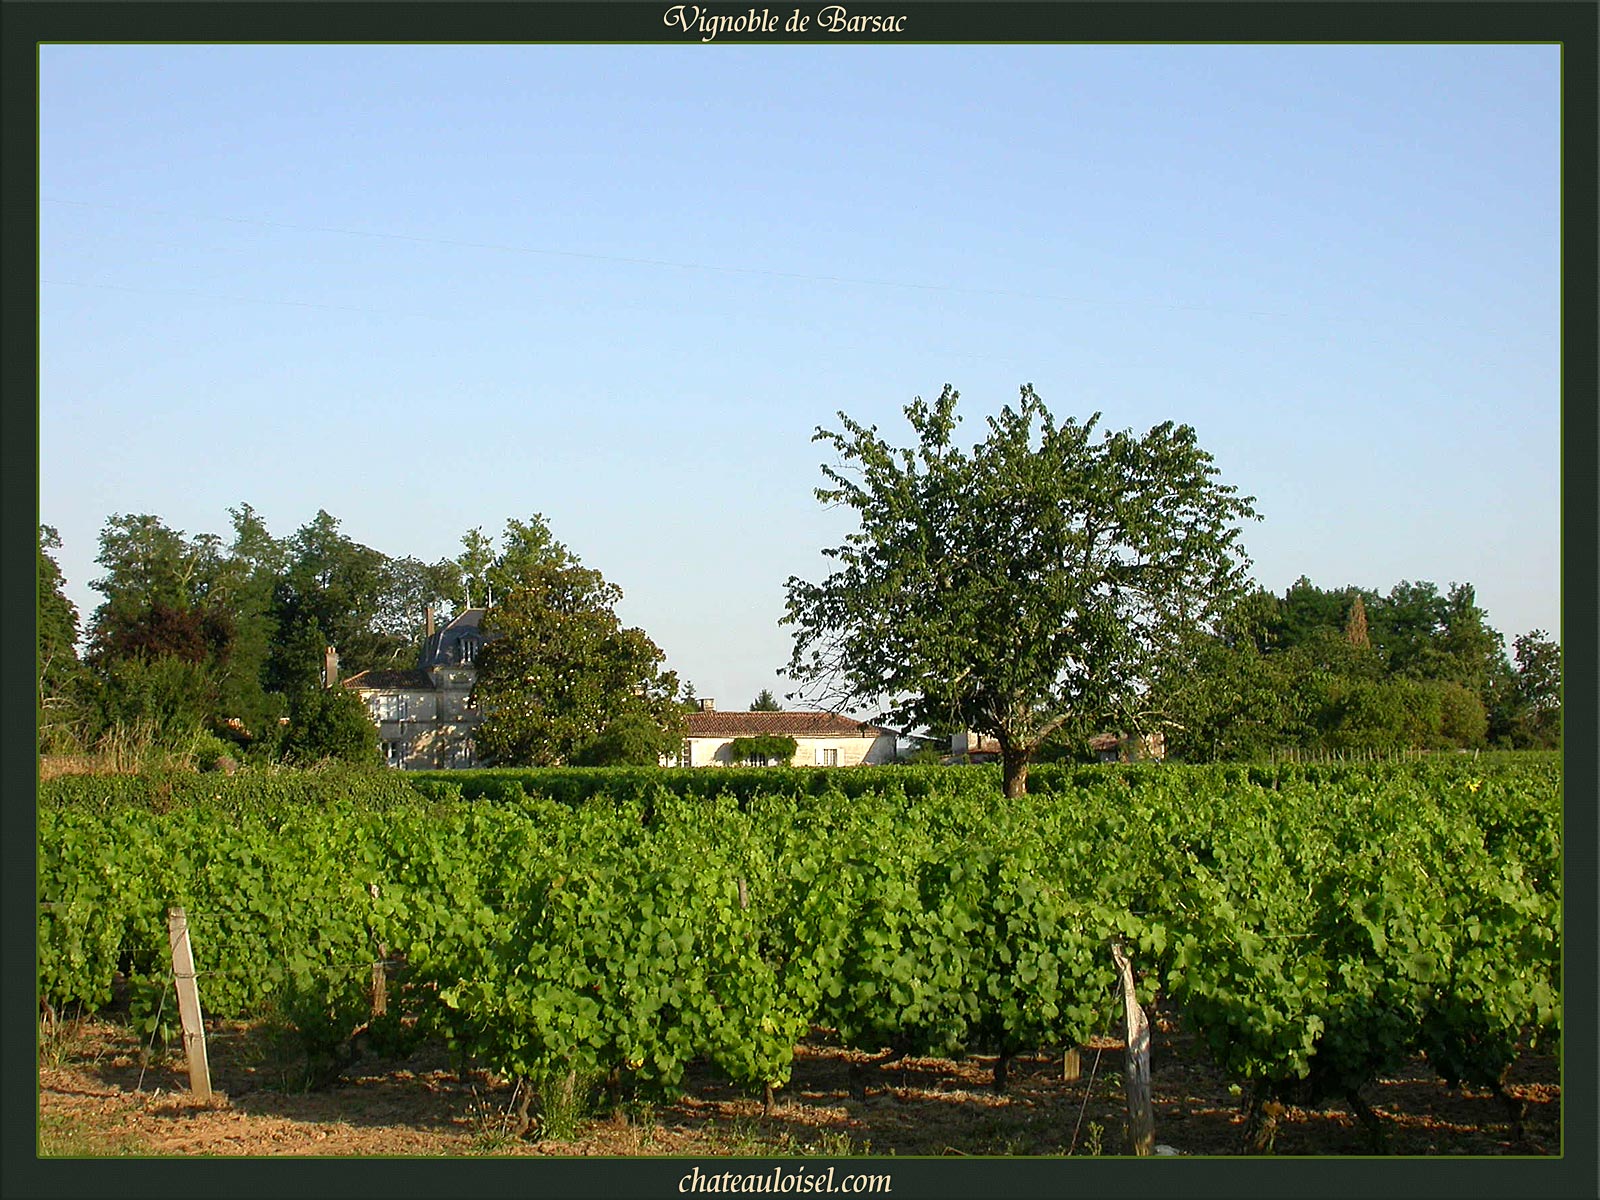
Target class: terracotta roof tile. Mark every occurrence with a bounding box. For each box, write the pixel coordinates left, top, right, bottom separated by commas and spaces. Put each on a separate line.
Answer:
343, 668, 434, 690
686, 711, 888, 738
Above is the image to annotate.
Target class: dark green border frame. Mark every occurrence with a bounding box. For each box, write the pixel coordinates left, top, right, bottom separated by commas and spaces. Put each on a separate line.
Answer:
5, 4, 1595, 1198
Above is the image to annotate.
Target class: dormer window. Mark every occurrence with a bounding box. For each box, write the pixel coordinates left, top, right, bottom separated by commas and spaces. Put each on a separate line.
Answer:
461, 637, 479, 665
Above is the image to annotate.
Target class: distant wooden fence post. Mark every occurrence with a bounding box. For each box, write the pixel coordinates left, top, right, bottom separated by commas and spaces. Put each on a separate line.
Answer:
1111, 939, 1154, 1156
166, 906, 213, 1101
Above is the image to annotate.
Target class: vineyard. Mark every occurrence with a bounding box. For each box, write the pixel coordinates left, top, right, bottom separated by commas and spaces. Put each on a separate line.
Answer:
37, 755, 1562, 1155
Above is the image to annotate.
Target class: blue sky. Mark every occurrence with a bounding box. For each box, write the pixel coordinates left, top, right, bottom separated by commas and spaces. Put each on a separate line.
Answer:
39, 44, 1560, 712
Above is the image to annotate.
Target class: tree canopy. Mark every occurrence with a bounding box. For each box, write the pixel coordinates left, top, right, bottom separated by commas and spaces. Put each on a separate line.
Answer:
783, 384, 1260, 795
1154, 578, 1556, 760
42, 482, 1555, 771
472, 555, 685, 767
280, 685, 381, 766
52, 508, 577, 764
38, 526, 84, 752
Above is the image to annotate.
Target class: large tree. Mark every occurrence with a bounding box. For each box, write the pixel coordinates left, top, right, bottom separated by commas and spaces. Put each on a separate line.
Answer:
1499, 630, 1561, 749
473, 555, 685, 767
38, 526, 85, 752
782, 384, 1260, 796
447, 515, 575, 610
1157, 575, 1521, 760
273, 510, 395, 682
84, 514, 242, 751
213, 504, 289, 747
1154, 594, 1307, 763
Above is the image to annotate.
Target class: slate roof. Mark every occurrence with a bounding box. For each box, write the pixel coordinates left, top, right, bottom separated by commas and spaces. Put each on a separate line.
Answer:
686, 711, 889, 739
419, 608, 490, 669
342, 609, 492, 694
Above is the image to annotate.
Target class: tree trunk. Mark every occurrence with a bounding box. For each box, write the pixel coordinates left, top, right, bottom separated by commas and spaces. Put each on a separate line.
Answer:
1491, 1079, 1528, 1146
507, 1076, 534, 1139
1345, 1088, 1388, 1154
1000, 744, 1030, 798
1241, 1086, 1284, 1154
606, 1066, 624, 1122
1110, 940, 1155, 1156
992, 1051, 1011, 1094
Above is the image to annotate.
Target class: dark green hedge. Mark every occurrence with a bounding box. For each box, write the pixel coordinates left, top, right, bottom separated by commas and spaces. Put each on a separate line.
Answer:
38, 752, 1558, 816
37, 764, 420, 815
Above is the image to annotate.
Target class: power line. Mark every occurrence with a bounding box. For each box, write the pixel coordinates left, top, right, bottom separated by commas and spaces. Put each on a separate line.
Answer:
40, 277, 443, 321
42, 195, 1447, 332
39, 276, 1043, 368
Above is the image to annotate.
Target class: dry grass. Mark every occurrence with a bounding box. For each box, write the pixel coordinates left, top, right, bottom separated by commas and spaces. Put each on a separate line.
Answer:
38, 754, 130, 781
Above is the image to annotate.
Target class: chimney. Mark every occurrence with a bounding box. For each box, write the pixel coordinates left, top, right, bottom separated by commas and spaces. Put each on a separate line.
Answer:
323, 646, 339, 688
699, 698, 716, 712
425, 606, 435, 639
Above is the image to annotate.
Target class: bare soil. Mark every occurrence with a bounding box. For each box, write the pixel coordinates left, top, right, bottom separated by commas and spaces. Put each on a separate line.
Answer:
36, 1006, 1559, 1159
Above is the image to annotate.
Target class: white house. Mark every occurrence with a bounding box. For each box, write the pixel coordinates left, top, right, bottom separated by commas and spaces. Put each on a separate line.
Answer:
949, 728, 1166, 763
680, 699, 898, 767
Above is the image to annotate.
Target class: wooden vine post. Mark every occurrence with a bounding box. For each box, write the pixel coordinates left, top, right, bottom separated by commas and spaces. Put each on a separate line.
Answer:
166, 906, 213, 1101
1111, 939, 1154, 1156
370, 883, 387, 1018
1062, 1047, 1082, 1082
737, 876, 778, 1117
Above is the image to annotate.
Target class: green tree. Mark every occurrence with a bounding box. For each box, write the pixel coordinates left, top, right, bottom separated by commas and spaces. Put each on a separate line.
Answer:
473, 558, 685, 766
726, 734, 799, 765
84, 514, 241, 752
376, 554, 456, 663
1434, 583, 1506, 695
38, 526, 80, 683
488, 515, 576, 595
213, 504, 288, 751
38, 526, 85, 752
1505, 631, 1561, 748
1156, 635, 1296, 762
749, 688, 782, 712
90, 656, 217, 753
569, 713, 680, 766
1159, 573, 1515, 760
1276, 576, 1354, 650
1366, 580, 1451, 679
448, 516, 574, 611
452, 526, 498, 610
783, 384, 1260, 797
274, 510, 395, 679
1436, 680, 1489, 747
88, 514, 207, 623
280, 685, 381, 766
87, 514, 219, 659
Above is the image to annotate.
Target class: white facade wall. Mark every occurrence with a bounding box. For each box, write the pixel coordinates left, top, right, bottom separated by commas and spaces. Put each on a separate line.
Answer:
364, 689, 438, 725
354, 686, 481, 769
951, 731, 1002, 756
684, 732, 897, 768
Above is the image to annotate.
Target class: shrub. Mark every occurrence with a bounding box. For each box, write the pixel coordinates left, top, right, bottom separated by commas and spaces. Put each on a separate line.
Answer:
281, 687, 381, 766
726, 735, 799, 766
